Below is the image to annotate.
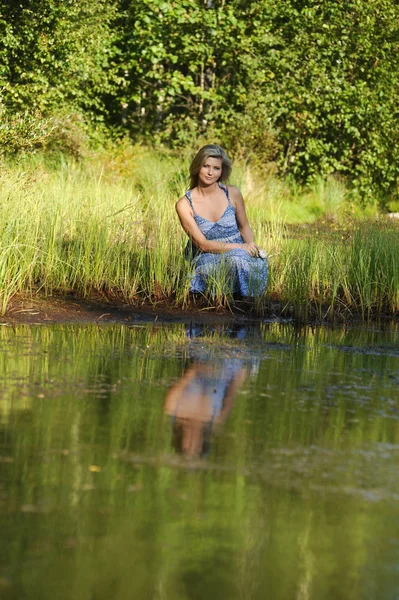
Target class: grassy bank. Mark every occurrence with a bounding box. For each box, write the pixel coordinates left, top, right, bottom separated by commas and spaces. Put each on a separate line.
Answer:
0, 146, 398, 320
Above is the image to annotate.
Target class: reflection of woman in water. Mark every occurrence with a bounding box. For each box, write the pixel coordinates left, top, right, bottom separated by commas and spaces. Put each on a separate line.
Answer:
164, 360, 247, 458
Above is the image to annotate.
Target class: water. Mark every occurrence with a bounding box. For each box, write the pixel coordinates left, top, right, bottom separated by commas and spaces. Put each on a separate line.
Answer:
1, 321, 399, 600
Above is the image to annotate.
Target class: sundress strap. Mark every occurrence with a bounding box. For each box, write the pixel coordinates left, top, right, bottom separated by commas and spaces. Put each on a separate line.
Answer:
218, 182, 231, 203
185, 190, 196, 215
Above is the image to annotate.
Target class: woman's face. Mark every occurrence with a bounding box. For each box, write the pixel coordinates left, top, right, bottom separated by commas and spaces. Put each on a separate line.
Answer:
198, 157, 223, 186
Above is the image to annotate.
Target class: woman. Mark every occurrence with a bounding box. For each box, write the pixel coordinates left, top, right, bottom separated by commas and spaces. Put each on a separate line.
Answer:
176, 144, 268, 298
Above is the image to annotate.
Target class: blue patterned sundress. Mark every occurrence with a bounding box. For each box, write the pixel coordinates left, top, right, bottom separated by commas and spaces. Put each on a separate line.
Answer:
185, 183, 268, 298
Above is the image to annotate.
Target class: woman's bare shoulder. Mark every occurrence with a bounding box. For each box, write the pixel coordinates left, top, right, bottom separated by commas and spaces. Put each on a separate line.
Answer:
176, 194, 191, 215
226, 184, 242, 195
226, 185, 244, 202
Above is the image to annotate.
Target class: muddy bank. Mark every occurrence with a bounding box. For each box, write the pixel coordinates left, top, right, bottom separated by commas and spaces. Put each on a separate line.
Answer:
0, 293, 278, 326
2, 292, 397, 326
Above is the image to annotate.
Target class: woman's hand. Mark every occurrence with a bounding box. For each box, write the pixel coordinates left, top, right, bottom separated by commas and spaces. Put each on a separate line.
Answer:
242, 242, 259, 257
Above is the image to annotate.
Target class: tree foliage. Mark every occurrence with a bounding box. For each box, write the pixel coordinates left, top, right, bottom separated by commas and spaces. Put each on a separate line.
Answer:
1, 0, 399, 201
0, 0, 117, 119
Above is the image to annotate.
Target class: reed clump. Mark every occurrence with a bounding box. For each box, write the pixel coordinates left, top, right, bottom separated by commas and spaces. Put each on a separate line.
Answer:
0, 148, 398, 320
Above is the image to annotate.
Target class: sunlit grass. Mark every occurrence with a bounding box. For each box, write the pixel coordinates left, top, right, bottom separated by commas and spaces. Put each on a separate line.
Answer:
0, 146, 398, 320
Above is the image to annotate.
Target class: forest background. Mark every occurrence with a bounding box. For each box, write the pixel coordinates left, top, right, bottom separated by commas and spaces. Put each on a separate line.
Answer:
1, 0, 399, 203
1, 0, 399, 318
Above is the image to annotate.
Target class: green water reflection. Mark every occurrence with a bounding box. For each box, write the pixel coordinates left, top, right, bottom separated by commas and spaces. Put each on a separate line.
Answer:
1, 321, 399, 599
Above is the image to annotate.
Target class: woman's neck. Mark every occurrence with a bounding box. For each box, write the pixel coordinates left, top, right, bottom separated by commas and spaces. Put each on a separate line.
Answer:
197, 181, 220, 198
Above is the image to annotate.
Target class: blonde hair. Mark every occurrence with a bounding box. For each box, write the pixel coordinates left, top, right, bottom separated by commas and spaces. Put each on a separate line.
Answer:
189, 144, 232, 189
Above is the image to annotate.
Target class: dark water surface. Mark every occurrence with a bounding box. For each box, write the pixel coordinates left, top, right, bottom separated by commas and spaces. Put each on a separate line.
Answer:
1, 321, 399, 600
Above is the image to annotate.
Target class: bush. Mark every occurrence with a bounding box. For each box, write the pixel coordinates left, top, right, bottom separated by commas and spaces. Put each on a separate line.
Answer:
0, 106, 55, 156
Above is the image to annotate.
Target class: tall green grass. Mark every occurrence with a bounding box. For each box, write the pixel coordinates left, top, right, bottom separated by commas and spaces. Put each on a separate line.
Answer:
0, 147, 398, 320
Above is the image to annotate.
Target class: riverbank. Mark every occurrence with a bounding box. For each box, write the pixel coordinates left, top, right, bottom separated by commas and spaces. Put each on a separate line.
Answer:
1, 151, 398, 322
1, 292, 398, 328
0, 293, 275, 326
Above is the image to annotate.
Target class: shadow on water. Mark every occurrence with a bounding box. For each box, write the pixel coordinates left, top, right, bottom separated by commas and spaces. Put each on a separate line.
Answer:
0, 321, 399, 599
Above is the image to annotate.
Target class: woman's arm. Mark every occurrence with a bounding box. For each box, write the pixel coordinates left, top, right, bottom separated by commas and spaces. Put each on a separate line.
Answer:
176, 197, 253, 254
214, 367, 248, 425
228, 186, 259, 250
164, 365, 199, 415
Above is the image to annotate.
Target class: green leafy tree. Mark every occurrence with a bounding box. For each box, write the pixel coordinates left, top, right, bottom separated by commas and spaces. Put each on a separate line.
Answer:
114, 0, 399, 200
0, 0, 118, 138
244, 0, 399, 199
1, 0, 399, 200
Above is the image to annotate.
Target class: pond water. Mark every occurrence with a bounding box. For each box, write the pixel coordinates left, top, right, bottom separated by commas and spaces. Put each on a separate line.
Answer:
1, 320, 399, 600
